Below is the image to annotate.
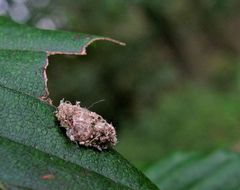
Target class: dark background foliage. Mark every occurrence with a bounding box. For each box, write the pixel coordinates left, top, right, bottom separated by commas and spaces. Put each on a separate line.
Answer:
2, 0, 240, 169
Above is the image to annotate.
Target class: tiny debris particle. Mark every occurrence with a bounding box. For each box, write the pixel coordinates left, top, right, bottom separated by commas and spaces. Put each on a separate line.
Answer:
55, 100, 117, 151
41, 174, 54, 180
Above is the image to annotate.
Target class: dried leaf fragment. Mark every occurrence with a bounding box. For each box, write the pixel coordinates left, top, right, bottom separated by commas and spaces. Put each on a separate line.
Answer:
55, 100, 117, 150
41, 174, 55, 180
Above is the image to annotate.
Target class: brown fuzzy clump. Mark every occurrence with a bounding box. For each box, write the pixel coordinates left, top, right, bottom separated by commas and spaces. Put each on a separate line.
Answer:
55, 100, 117, 150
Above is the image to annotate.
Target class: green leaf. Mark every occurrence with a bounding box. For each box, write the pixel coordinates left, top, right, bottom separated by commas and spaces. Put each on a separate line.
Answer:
145, 151, 240, 190
0, 17, 158, 190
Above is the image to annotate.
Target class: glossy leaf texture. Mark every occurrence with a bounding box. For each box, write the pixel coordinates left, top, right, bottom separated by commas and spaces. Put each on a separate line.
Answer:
145, 151, 240, 190
0, 17, 158, 190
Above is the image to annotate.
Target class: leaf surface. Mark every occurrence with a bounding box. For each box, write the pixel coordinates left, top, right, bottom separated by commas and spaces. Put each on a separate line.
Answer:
145, 151, 240, 190
0, 17, 158, 190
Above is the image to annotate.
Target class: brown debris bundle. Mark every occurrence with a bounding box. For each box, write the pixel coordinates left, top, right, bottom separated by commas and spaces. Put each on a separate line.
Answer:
55, 100, 117, 150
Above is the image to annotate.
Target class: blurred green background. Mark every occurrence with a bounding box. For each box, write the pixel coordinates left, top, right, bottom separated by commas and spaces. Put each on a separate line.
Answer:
3, 0, 240, 169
